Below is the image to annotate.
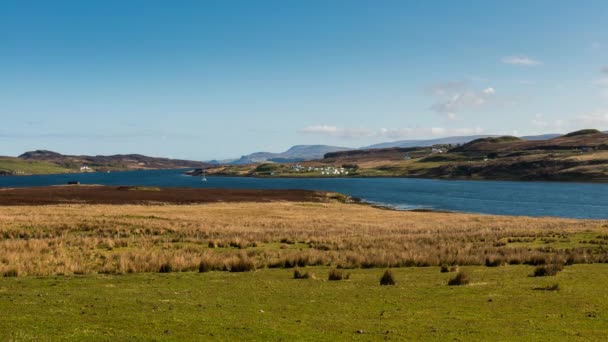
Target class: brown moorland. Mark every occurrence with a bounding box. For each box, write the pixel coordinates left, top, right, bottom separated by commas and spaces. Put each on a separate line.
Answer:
0, 200, 606, 277
0, 185, 344, 205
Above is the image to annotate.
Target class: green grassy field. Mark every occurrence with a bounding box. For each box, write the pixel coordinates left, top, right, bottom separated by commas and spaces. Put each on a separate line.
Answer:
0, 158, 73, 175
1, 265, 607, 341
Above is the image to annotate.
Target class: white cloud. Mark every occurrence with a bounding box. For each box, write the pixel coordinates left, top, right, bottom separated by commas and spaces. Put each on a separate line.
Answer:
298, 125, 375, 139
601, 66, 608, 74
594, 78, 608, 87
429, 84, 496, 115
577, 110, 608, 126
299, 125, 484, 140
501, 55, 542, 66
482, 87, 495, 95
530, 113, 566, 130
428, 81, 467, 96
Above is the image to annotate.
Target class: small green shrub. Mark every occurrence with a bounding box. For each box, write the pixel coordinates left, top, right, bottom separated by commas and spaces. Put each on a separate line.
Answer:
448, 271, 470, 286
379, 270, 396, 286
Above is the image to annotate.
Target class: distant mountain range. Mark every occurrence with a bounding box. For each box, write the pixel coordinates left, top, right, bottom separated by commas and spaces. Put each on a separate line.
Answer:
362, 135, 500, 149
217, 133, 569, 164
211, 145, 351, 165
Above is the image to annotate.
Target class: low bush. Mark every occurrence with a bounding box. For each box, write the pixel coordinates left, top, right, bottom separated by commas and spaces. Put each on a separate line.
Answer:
485, 258, 502, 267
159, 263, 172, 273
293, 268, 311, 279
531, 264, 563, 277
2, 269, 18, 277
448, 271, 470, 286
379, 269, 396, 285
199, 261, 212, 273
229, 256, 256, 272
328, 268, 343, 281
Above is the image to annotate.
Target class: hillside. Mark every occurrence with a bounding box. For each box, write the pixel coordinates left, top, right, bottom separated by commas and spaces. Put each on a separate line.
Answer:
0, 150, 209, 176
198, 129, 608, 182
451, 130, 608, 152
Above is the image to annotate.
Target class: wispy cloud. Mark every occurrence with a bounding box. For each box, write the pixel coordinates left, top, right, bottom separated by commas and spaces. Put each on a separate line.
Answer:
428, 82, 496, 118
591, 41, 603, 50
0, 130, 199, 141
298, 125, 375, 139
577, 110, 608, 126
530, 113, 566, 130
298, 125, 484, 140
501, 55, 542, 66
593, 67, 608, 99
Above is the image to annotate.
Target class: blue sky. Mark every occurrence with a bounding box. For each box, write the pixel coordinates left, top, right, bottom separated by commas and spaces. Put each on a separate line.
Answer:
1, 0, 607, 160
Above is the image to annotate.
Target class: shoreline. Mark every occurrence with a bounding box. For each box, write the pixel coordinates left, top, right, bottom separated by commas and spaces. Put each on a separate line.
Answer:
185, 171, 608, 185
0, 185, 346, 206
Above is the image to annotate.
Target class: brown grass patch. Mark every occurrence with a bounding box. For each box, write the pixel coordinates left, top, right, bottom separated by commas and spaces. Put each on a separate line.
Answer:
0, 202, 605, 276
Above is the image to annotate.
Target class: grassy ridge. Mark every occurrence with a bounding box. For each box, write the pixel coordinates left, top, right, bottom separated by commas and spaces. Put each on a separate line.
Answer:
0, 265, 607, 340
0, 157, 74, 175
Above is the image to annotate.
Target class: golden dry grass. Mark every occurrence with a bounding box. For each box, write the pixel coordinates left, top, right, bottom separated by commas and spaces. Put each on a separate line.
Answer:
0, 202, 606, 276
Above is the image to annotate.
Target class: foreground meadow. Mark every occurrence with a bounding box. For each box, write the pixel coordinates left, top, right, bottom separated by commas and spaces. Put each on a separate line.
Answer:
1, 265, 608, 341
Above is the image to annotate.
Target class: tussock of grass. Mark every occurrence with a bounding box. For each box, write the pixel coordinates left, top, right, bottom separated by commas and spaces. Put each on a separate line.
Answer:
229, 255, 255, 272
531, 264, 563, 277
2, 268, 18, 277
379, 269, 396, 285
485, 258, 503, 267
293, 268, 311, 279
328, 269, 343, 281
448, 271, 470, 286
159, 263, 172, 273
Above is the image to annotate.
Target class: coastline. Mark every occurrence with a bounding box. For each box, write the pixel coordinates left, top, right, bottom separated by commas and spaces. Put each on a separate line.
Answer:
0, 185, 346, 206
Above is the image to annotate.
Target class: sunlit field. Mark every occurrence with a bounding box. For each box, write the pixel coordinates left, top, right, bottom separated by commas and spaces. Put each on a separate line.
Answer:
1, 202, 606, 276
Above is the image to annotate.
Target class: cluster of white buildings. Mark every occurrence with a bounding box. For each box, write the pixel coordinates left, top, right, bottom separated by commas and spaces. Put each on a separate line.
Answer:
291, 164, 349, 176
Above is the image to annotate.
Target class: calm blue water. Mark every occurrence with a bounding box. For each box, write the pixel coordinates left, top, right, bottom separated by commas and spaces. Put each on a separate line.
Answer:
1, 169, 607, 219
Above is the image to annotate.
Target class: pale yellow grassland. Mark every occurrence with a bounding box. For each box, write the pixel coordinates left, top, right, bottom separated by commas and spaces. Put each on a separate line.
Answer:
0, 202, 606, 276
